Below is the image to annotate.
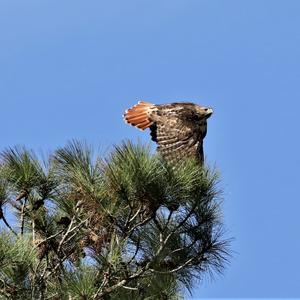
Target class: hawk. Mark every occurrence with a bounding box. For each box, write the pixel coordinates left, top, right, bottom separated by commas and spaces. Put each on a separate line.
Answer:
123, 101, 213, 164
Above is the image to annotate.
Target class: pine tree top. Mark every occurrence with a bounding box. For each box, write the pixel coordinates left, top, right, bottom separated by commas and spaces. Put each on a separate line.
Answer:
0, 141, 231, 299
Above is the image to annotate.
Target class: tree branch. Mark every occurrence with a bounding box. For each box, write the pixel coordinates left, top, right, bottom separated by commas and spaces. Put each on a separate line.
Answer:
34, 229, 65, 249
20, 198, 27, 235
0, 213, 17, 236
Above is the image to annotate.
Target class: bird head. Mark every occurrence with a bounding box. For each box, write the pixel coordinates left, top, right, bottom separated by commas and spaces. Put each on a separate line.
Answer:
196, 105, 214, 119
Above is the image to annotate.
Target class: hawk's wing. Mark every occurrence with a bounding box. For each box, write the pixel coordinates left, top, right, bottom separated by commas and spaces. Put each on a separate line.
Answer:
150, 116, 205, 164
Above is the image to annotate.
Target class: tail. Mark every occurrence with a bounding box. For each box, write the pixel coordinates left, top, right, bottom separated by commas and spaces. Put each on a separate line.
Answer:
123, 101, 154, 130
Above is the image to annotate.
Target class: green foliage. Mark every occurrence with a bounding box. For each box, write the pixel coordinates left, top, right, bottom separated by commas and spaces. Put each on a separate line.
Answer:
47, 264, 99, 299
0, 141, 231, 299
0, 233, 37, 299
2, 147, 44, 193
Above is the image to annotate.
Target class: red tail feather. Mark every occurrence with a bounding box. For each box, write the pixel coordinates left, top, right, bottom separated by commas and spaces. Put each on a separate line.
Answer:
123, 101, 154, 130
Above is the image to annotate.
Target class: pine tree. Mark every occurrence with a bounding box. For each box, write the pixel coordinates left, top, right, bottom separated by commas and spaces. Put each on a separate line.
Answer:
0, 141, 230, 299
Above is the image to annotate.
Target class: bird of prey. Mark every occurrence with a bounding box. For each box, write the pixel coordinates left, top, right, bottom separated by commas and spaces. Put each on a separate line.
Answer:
123, 101, 213, 164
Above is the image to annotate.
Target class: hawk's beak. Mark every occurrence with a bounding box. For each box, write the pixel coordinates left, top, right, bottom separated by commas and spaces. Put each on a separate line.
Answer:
205, 108, 213, 118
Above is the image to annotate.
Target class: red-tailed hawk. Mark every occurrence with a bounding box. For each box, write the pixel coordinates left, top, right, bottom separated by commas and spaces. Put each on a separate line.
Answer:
123, 101, 213, 164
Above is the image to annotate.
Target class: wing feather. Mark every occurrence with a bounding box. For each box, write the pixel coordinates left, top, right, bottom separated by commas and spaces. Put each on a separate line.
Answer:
150, 117, 204, 164
123, 101, 154, 130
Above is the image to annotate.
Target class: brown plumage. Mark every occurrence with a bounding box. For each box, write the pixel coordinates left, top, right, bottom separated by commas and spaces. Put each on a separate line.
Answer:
123, 101, 213, 164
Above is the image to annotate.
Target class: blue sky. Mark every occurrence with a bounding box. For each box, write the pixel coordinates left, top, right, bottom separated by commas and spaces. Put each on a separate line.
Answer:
1, 0, 300, 298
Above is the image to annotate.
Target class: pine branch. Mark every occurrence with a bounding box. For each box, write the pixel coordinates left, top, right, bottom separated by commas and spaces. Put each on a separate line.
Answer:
127, 215, 153, 237
93, 264, 150, 299
57, 201, 85, 254
20, 198, 27, 235
1, 213, 17, 236
34, 229, 65, 249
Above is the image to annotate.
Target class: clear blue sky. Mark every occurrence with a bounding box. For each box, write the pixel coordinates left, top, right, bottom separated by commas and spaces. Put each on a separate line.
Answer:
0, 0, 299, 298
